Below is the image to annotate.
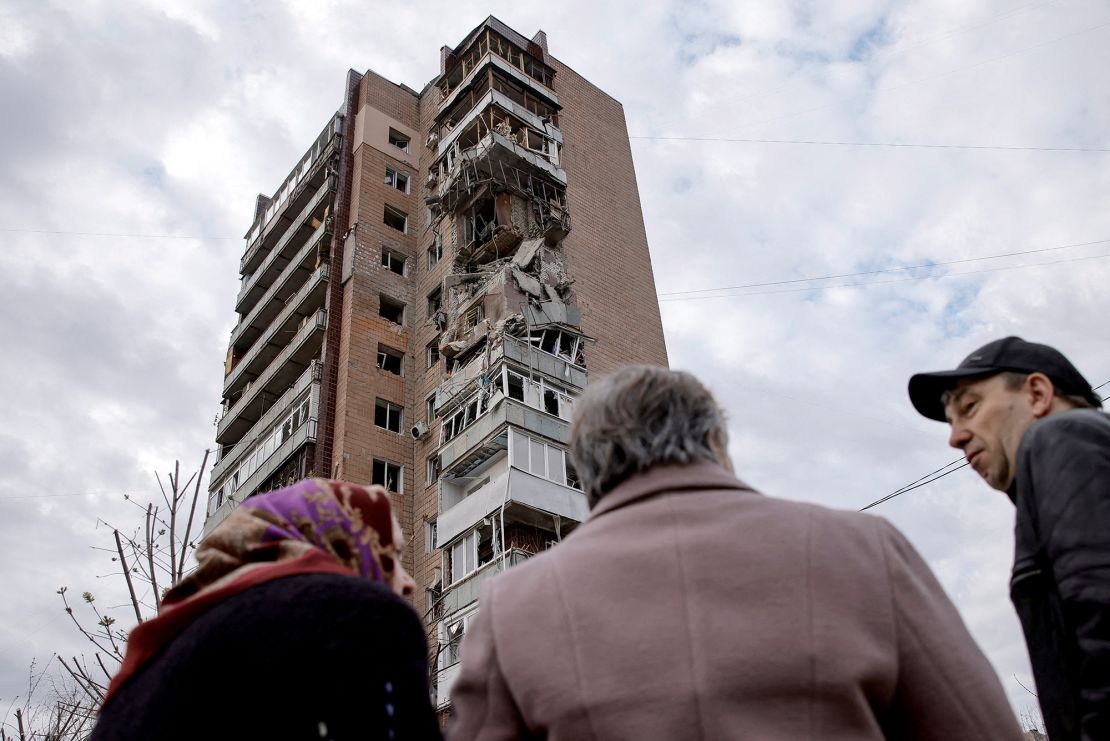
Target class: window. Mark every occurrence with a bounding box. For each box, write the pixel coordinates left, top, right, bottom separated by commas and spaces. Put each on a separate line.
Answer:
427, 288, 442, 318
381, 249, 406, 276
388, 127, 410, 152
451, 531, 477, 585
426, 338, 441, 369
442, 390, 490, 442
427, 455, 441, 485
425, 518, 437, 553
426, 394, 438, 422
385, 165, 409, 193
447, 523, 494, 586
378, 294, 405, 324
376, 344, 403, 376
427, 237, 443, 268
441, 613, 477, 668
460, 303, 486, 332
374, 399, 403, 433
504, 369, 525, 401
529, 328, 586, 366
372, 459, 402, 493
384, 205, 408, 233
509, 429, 580, 489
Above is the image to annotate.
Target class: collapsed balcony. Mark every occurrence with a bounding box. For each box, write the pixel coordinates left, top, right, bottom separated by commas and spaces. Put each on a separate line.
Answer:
438, 26, 556, 102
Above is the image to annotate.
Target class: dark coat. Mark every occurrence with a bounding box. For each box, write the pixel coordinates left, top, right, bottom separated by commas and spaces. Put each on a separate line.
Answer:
92, 573, 442, 741
1009, 409, 1110, 741
448, 461, 1021, 741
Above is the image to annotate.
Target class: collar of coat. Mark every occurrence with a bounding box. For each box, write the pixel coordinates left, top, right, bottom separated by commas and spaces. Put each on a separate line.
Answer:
588, 459, 758, 521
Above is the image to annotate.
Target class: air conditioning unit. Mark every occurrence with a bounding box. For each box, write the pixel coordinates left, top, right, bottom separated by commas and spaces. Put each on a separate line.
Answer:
411, 421, 430, 439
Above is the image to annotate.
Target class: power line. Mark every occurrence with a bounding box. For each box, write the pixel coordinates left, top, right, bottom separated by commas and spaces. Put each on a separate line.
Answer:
630, 135, 1110, 153
0, 228, 239, 240
860, 458, 969, 512
658, 238, 1110, 298
659, 252, 1110, 302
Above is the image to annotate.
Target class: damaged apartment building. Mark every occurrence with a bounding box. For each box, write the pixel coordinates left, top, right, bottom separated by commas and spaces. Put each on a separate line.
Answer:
204, 17, 668, 711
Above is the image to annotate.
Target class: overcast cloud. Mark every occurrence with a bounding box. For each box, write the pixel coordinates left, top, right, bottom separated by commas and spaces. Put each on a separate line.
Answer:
1, 0, 1108, 723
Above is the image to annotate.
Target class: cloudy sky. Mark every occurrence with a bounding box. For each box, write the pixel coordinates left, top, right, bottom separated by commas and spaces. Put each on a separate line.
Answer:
2, 0, 1108, 723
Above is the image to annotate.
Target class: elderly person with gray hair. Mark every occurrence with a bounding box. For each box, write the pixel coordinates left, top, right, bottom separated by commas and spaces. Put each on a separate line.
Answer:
448, 366, 1022, 741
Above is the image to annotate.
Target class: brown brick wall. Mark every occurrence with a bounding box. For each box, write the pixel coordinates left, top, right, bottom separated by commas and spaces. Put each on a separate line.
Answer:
551, 60, 669, 376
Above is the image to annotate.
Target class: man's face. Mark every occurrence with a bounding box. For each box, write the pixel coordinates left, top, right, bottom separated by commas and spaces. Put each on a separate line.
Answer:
944, 374, 1037, 491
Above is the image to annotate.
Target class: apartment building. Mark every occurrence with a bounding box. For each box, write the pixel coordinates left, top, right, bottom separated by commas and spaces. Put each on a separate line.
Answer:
205, 16, 668, 709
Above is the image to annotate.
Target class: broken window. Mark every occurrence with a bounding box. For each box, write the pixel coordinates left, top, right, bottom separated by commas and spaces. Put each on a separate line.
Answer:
374, 399, 403, 433
426, 338, 441, 369
426, 455, 441, 485
462, 198, 496, 246
504, 369, 525, 401
381, 249, 406, 276
427, 237, 443, 268
529, 328, 585, 366
442, 613, 473, 667
460, 303, 486, 332
448, 523, 494, 585
426, 394, 437, 422
384, 165, 410, 193
424, 518, 437, 553
376, 344, 403, 376
378, 294, 405, 325
383, 205, 408, 233
388, 127, 410, 152
371, 459, 402, 493
441, 389, 490, 443
427, 288, 442, 317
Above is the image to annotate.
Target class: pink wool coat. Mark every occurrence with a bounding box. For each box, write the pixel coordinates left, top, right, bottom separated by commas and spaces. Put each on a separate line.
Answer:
448, 460, 1022, 741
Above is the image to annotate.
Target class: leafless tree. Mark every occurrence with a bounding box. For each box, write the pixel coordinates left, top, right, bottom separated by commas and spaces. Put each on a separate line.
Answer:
1, 659, 96, 741
11, 453, 211, 740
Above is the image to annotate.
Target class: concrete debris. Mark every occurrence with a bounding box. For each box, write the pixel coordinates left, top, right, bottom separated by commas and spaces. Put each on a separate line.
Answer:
512, 237, 544, 270
511, 267, 544, 298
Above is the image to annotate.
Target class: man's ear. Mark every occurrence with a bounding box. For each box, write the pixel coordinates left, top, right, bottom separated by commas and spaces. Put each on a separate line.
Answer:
1026, 372, 1057, 418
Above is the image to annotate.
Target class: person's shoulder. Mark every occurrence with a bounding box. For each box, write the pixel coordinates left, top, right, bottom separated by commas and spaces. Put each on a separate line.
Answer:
1022, 409, 1110, 454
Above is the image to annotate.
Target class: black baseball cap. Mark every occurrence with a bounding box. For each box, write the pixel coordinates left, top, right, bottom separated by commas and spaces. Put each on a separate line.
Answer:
908, 336, 1102, 421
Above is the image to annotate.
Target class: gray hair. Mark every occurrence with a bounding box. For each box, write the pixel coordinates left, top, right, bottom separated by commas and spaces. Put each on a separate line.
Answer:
569, 365, 729, 507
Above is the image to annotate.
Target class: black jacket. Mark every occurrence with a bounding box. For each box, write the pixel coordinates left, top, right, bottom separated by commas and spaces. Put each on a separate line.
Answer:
1009, 409, 1110, 741
92, 573, 442, 741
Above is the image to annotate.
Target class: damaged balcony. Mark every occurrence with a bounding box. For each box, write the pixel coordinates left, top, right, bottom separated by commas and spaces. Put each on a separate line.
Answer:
435, 87, 562, 162
223, 264, 330, 397
438, 26, 557, 111
236, 180, 334, 316
216, 309, 327, 446
241, 117, 340, 276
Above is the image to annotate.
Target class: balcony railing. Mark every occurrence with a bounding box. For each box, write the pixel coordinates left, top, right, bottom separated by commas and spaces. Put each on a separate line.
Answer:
217, 310, 327, 446
211, 360, 323, 486
241, 118, 340, 268
228, 236, 324, 353
224, 264, 330, 397
439, 397, 568, 474
438, 51, 558, 124
237, 180, 334, 315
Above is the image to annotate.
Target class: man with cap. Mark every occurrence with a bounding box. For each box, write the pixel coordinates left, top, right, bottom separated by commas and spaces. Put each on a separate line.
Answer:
909, 336, 1109, 740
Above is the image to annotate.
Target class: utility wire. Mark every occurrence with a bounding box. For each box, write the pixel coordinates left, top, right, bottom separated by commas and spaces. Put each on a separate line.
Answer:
630, 136, 1110, 153
659, 252, 1110, 301
658, 238, 1110, 298
0, 228, 239, 240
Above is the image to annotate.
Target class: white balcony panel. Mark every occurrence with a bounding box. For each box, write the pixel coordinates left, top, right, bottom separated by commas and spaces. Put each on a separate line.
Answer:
437, 467, 587, 548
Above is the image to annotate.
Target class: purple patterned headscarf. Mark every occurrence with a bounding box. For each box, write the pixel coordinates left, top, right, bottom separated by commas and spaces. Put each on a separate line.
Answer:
164, 478, 396, 603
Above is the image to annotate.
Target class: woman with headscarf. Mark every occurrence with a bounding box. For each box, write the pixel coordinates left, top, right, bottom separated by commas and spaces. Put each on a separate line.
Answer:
92, 478, 442, 741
